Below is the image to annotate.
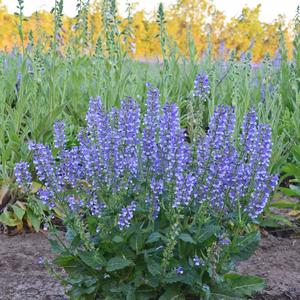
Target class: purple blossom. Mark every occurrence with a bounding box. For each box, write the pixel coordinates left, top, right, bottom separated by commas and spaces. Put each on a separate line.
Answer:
116, 98, 141, 185
142, 84, 160, 175
193, 72, 210, 97
193, 255, 204, 267
38, 188, 55, 208
17, 86, 277, 228
14, 162, 32, 192
273, 50, 281, 69
149, 178, 164, 219
159, 103, 190, 184
66, 195, 84, 212
175, 266, 184, 274
118, 201, 137, 230
28, 142, 60, 190
38, 256, 45, 265
194, 106, 276, 217
53, 121, 65, 149
16, 71, 22, 92
86, 194, 106, 217
218, 237, 231, 246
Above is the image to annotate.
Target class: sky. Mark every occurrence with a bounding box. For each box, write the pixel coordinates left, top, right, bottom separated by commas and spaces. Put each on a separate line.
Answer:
2, 0, 299, 23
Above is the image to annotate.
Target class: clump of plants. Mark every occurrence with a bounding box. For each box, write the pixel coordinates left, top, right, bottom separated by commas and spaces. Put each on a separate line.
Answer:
15, 84, 277, 299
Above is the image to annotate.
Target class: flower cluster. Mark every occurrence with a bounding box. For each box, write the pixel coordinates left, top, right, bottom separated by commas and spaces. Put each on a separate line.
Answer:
118, 201, 137, 230
14, 161, 32, 192
193, 72, 210, 97
53, 121, 66, 149
15, 84, 277, 229
195, 105, 278, 218
193, 255, 205, 267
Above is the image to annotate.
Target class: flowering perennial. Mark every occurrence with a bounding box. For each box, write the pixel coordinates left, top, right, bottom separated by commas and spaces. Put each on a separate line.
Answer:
193, 72, 210, 97
15, 85, 277, 228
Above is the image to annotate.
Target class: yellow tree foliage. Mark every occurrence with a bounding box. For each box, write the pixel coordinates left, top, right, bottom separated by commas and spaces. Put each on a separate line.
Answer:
0, 0, 293, 60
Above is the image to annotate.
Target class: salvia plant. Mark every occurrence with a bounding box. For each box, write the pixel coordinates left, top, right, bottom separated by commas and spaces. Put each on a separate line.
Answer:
75, 0, 90, 49
15, 0, 26, 54
51, 0, 64, 50
15, 84, 277, 299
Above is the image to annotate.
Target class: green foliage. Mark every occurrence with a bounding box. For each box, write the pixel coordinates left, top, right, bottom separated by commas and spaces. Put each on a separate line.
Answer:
282, 145, 300, 195
14, 0, 27, 53
48, 208, 264, 299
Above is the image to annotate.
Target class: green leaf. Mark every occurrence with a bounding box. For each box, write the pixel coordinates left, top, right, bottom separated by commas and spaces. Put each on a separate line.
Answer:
70, 234, 82, 249
178, 233, 196, 244
11, 204, 25, 220
113, 235, 124, 243
106, 257, 133, 272
280, 187, 300, 197
163, 273, 183, 284
196, 224, 220, 243
87, 216, 98, 233
27, 208, 41, 232
135, 291, 154, 300
224, 273, 265, 297
231, 231, 260, 262
147, 259, 161, 276
159, 287, 185, 300
0, 210, 22, 226
146, 232, 162, 244
126, 287, 136, 300
259, 213, 292, 227
53, 255, 77, 267
211, 283, 246, 300
78, 251, 104, 270
130, 232, 145, 252
290, 185, 300, 196
48, 239, 63, 254
270, 200, 299, 209
210, 292, 245, 300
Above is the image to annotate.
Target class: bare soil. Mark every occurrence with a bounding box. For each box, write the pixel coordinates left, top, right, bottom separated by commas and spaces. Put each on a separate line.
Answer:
238, 234, 300, 300
0, 232, 299, 300
0, 232, 65, 300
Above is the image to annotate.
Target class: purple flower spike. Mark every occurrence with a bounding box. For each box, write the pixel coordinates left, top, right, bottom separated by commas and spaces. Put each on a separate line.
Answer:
118, 201, 137, 230
193, 72, 210, 97
53, 121, 65, 149
14, 162, 32, 192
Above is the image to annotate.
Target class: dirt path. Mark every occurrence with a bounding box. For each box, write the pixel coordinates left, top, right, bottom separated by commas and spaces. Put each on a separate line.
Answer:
0, 233, 65, 300
0, 232, 299, 300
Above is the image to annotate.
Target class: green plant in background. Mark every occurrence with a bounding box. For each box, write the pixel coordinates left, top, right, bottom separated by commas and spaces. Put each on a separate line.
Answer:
15, 0, 27, 54
74, 0, 90, 50
51, 0, 64, 50
278, 145, 300, 208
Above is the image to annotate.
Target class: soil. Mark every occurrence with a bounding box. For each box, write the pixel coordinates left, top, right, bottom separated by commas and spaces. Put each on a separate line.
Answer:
238, 233, 300, 300
0, 232, 66, 300
0, 232, 299, 300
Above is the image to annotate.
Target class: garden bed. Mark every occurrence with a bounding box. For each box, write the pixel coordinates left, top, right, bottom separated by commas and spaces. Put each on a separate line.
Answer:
0, 232, 299, 300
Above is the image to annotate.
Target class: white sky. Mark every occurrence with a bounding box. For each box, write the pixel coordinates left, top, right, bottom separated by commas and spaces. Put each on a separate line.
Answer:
2, 0, 299, 22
